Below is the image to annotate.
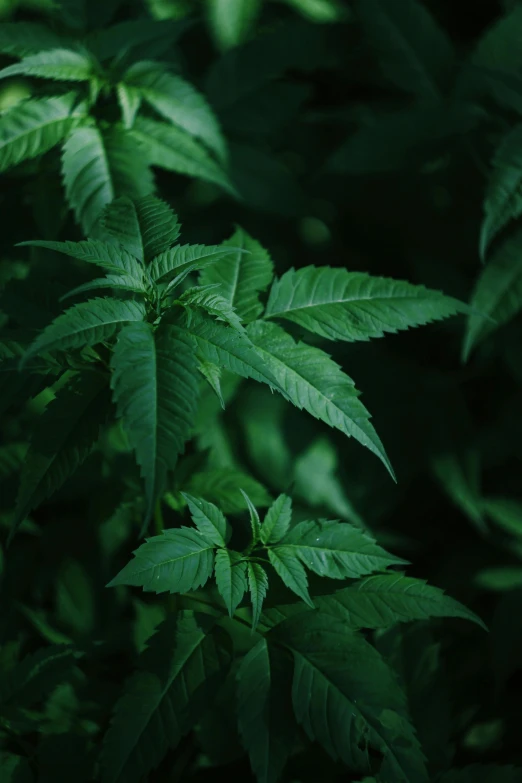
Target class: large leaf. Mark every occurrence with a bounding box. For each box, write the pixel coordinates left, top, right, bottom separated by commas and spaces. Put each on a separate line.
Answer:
265, 266, 469, 343
101, 612, 230, 783
150, 244, 238, 289
261, 493, 292, 545
463, 226, 522, 359
122, 61, 226, 162
185, 467, 272, 514
107, 527, 215, 594
102, 195, 181, 264
0, 49, 95, 83
237, 638, 298, 783
62, 125, 154, 235
61, 272, 147, 301
23, 298, 146, 363
315, 573, 486, 630
200, 226, 274, 322
246, 321, 394, 478
181, 492, 229, 547
0, 22, 65, 56
480, 125, 522, 259
214, 548, 248, 616
110, 322, 200, 521
17, 238, 145, 280
11, 371, 111, 539
0, 93, 86, 173
273, 518, 405, 580
274, 613, 428, 782
129, 117, 236, 194
87, 17, 193, 62
354, 0, 454, 101
188, 314, 280, 390
267, 548, 313, 607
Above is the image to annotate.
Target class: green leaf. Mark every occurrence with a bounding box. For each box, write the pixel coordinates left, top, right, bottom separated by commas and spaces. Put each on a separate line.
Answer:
0, 93, 86, 173
107, 527, 215, 594
87, 17, 193, 62
117, 83, 142, 129
261, 494, 292, 545
61, 273, 147, 301
62, 125, 154, 235
480, 125, 522, 259
483, 496, 522, 538
102, 195, 181, 264
23, 298, 146, 363
0, 645, 76, 709
150, 244, 238, 288
198, 358, 225, 407
268, 548, 313, 607
276, 518, 406, 579
439, 766, 522, 783
463, 227, 522, 359
237, 637, 297, 783
240, 488, 261, 543
178, 285, 244, 331
354, 0, 454, 101
101, 612, 230, 783
0, 22, 65, 56
185, 468, 272, 513
110, 323, 200, 523
123, 61, 226, 162
215, 548, 248, 615
55, 559, 95, 637
470, 4, 522, 72
315, 573, 486, 630
0, 49, 95, 83
181, 492, 229, 547
188, 314, 281, 390
0, 752, 34, 783
265, 266, 469, 343
274, 613, 428, 782
207, 0, 262, 50
11, 372, 111, 540
431, 448, 485, 532
200, 226, 274, 323
247, 562, 269, 631
17, 238, 145, 279
246, 321, 394, 478
129, 116, 236, 194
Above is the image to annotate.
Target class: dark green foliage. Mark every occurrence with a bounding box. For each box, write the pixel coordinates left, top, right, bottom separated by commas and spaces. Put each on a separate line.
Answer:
1, 1, 521, 782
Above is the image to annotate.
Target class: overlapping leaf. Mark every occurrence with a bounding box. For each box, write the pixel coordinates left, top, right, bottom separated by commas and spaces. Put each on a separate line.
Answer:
150, 244, 238, 288
265, 266, 469, 343
215, 549, 248, 616
261, 494, 292, 545
181, 492, 229, 547
102, 195, 181, 264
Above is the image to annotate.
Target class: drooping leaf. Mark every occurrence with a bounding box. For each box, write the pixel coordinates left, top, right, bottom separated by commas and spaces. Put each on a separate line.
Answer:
207, 0, 262, 51
274, 613, 428, 782
265, 266, 469, 343
110, 323, 200, 522
237, 637, 298, 783
247, 562, 269, 631
107, 527, 215, 594
178, 285, 244, 331
200, 226, 274, 323
0, 49, 95, 83
123, 61, 226, 162
102, 195, 181, 264
354, 0, 455, 101
0, 93, 86, 173
129, 117, 236, 194
23, 298, 146, 363
463, 226, 522, 359
215, 548, 248, 616
198, 358, 225, 407
101, 612, 230, 783
17, 238, 146, 280
480, 125, 522, 259
273, 518, 406, 581
62, 125, 154, 235
246, 321, 394, 478
150, 244, 239, 288
315, 573, 486, 630
261, 494, 292, 545
268, 548, 313, 607
11, 371, 111, 540
0, 22, 65, 56
181, 492, 229, 547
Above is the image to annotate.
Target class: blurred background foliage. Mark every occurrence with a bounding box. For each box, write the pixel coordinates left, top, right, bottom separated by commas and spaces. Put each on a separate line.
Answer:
2, 0, 522, 780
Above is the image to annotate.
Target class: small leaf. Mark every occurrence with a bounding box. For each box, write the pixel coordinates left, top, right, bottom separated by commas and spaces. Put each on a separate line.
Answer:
207, 0, 262, 50
198, 358, 225, 408
247, 562, 269, 631
178, 285, 244, 331
261, 494, 292, 545
150, 244, 238, 288
268, 548, 313, 607
181, 492, 229, 547
107, 527, 215, 594
240, 489, 261, 543
102, 195, 181, 264
215, 548, 248, 615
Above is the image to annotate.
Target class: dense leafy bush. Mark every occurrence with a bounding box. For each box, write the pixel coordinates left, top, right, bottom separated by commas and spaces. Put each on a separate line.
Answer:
1, 1, 522, 782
